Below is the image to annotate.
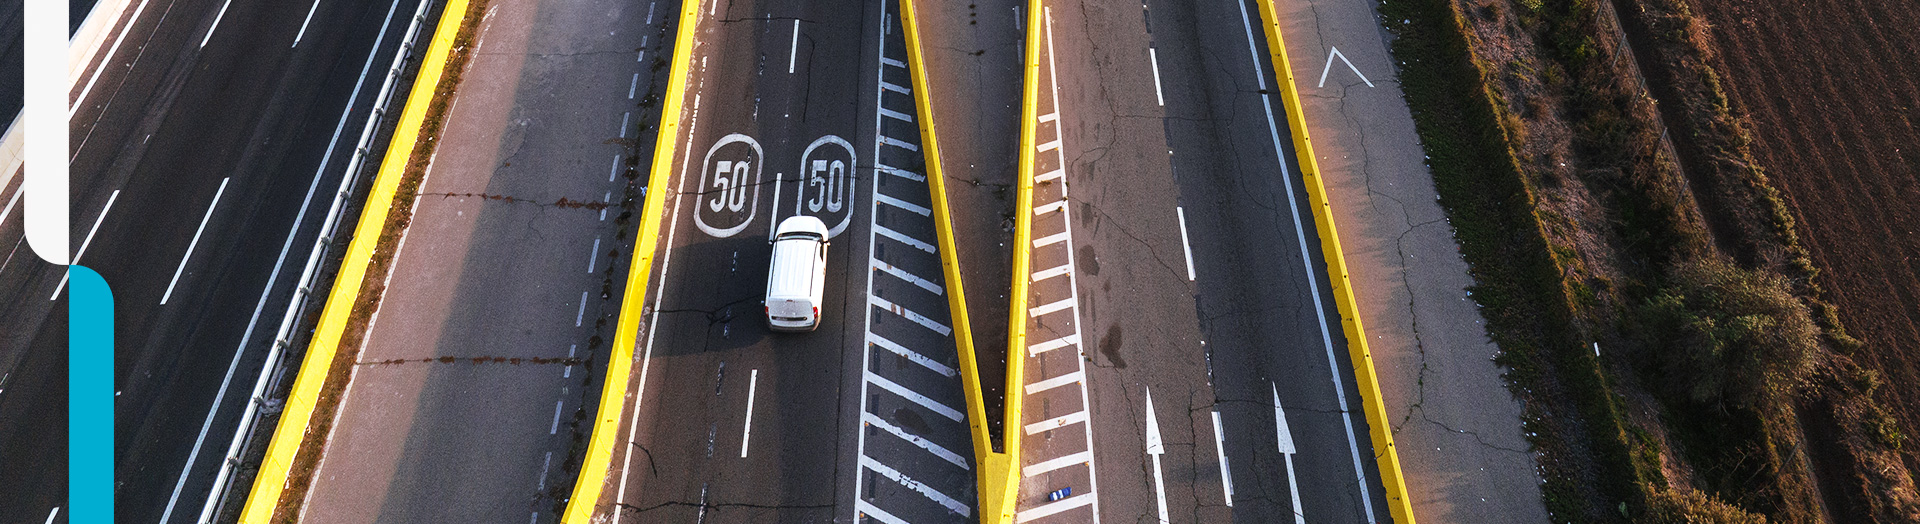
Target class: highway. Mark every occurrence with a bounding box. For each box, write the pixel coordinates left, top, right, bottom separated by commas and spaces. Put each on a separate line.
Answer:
0, 0, 425, 521
1005, 0, 1394, 522
586, 0, 977, 522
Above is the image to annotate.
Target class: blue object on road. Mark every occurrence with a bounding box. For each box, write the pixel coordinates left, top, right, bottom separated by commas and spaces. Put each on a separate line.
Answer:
1047, 487, 1072, 502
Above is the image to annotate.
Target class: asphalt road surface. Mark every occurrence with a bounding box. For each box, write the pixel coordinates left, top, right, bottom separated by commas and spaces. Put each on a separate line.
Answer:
0, 0, 424, 521
592, 0, 976, 522
294, 0, 672, 521
1019, 0, 1395, 522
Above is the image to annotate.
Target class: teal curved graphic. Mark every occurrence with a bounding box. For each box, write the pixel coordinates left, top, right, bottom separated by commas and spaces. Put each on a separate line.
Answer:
67, 265, 113, 524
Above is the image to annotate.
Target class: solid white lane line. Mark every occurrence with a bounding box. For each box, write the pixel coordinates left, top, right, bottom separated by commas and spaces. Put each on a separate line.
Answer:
1148, 47, 1165, 106
1033, 199, 1066, 215
871, 258, 943, 295
787, 19, 800, 74
739, 369, 758, 457
1031, 264, 1071, 282
856, 500, 910, 524
1235, 3, 1376, 519
200, 0, 234, 48
44, 507, 57, 524
877, 135, 919, 152
549, 400, 564, 434
1022, 449, 1091, 478
869, 296, 953, 335
50, 190, 120, 300
161, 177, 231, 304
1035, 168, 1065, 183
874, 193, 930, 216
1028, 334, 1079, 356
1032, 231, 1069, 248
587, 237, 601, 273
609, 154, 622, 182
1029, 297, 1073, 317
878, 107, 915, 123
575, 291, 588, 326
874, 225, 935, 253
1176, 206, 1196, 281
1212, 410, 1233, 506
1024, 410, 1088, 435
71, 0, 154, 119
863, 411, 968, 468
293, 0, 324, 46
869, 333, 957, 377
1023, 369, 1082, 395
628, 73, 639, 99
876, 163, 925, 182
1015, 493, 1095, 523
867, 372, 963, 421
861, 455, 972, 516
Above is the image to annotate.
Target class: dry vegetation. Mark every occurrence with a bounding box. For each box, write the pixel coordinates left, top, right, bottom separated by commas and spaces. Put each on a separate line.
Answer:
1378, 0, 1920, 520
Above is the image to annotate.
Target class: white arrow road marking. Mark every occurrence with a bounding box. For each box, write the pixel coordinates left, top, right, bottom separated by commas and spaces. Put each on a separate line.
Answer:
1275, 383, 1306, 523
1145, 388, 1170, 524
1317, 46, 1374, 88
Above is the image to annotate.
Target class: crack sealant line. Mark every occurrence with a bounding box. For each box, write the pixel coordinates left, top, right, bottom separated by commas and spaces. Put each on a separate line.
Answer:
569, 0, 703, 522
1249, 0, 1413, 521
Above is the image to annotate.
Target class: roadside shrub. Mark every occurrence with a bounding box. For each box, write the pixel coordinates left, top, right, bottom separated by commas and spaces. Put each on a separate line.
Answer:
1636, 258, 1819, 409
1645, 488, 1769, 524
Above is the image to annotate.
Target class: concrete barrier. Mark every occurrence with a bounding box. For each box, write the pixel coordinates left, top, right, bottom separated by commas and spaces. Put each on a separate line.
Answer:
1252, 1, 1417, 522
555, 0, 702, 522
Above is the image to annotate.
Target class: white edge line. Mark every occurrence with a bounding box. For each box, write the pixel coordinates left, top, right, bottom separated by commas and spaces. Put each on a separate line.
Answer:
1149, 47, 1165, 106
1212, 410, 1232, 506
293, 0, 324, 47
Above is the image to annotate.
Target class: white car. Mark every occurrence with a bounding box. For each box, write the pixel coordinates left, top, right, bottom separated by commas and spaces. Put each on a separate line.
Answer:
765, 216, 829, 332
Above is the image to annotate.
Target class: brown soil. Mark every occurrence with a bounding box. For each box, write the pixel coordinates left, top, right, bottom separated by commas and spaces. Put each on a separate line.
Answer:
1688, 0, 1920, 477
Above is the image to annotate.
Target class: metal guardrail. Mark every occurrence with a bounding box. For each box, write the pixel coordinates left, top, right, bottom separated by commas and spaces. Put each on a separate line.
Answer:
235, 0, 473, 520
192, 1, 438, 521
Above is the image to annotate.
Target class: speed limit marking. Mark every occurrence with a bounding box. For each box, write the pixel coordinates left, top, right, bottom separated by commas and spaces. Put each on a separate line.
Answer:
695, 133, 764, 238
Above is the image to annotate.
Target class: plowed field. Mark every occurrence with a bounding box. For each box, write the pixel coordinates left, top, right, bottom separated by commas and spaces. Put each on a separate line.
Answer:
1692, 0, 1920, 471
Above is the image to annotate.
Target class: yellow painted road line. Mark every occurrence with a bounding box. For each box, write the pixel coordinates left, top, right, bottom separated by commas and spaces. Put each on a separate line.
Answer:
1253, 1, 1416, 522
558, 0, 702, 522
897, 0, 1013, 521
237, 0, 471, 521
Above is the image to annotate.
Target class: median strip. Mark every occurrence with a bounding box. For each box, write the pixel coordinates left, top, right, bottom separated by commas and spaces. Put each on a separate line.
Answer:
238, 0, 487, 521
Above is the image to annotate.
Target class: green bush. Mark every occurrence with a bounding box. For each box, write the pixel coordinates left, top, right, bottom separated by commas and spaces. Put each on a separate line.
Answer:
1637, 258, 1819, 409
1645, 488, 1769, 523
